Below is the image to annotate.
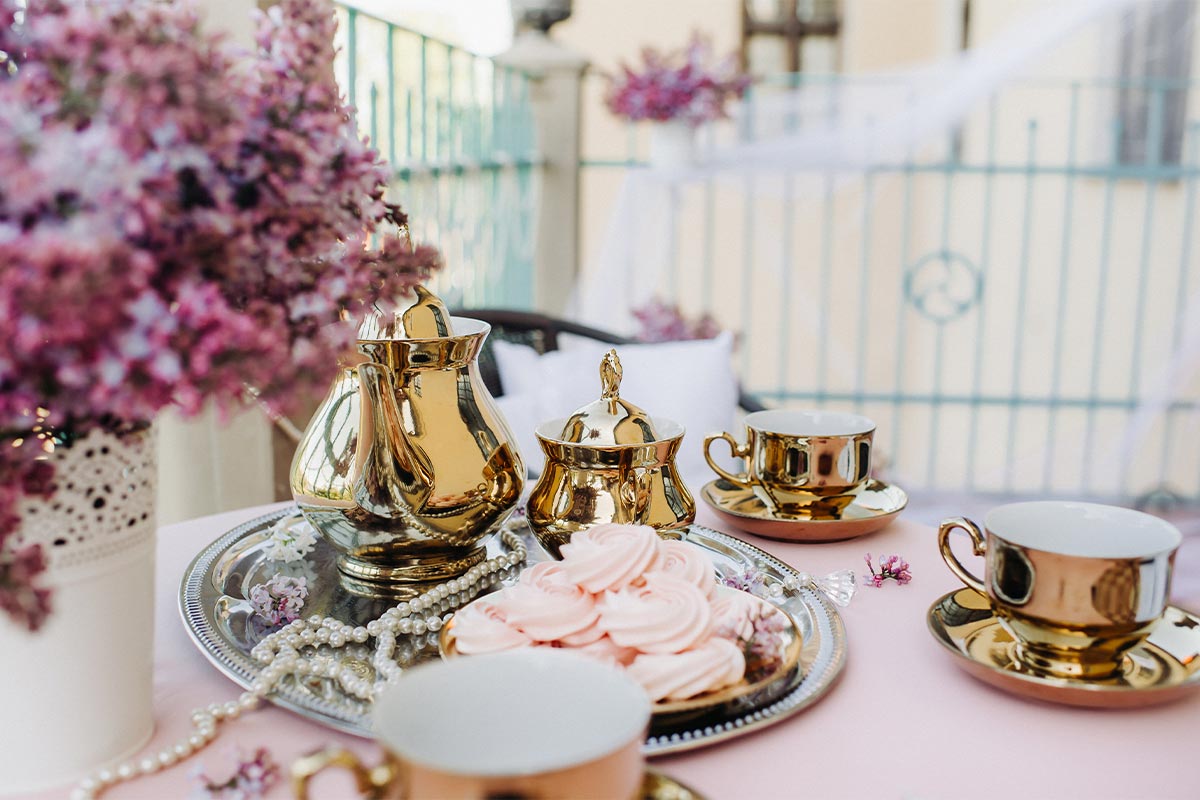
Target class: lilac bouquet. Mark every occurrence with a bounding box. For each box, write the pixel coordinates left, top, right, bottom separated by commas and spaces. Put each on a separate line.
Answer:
0, 0, 441, 631
605, 34, 751, 127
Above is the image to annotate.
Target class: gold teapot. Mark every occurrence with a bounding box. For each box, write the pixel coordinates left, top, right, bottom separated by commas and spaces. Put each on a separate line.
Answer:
527, 350, 695, 557
290, 288, 524, 592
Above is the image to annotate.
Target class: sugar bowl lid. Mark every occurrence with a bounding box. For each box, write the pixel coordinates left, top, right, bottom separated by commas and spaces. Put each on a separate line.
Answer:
558, 350, 659, 445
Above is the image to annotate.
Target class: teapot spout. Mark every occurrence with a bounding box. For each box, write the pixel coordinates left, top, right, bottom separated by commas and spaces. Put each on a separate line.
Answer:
352, 361, 434, 519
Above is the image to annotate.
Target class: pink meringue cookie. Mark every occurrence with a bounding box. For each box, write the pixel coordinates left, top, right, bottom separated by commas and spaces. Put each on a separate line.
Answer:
501, 561, 600, 642
559, 523, 661, 593
557, 615, 607, 647
626, 636, 747, 702
648, 540, 717, 598
710, 589, 761, 642
571, 635, 639, 668
451, 598, 533, 654
596, 572, 712, 654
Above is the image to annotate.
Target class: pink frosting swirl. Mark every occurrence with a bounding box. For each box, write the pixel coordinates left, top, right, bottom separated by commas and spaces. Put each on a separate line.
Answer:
500, 561, 599, 642
451, 598, 532, 655
648, 540, 717, 598
626, 636, 747, 702
559, 523, 662, 593
596, 572, 712, 654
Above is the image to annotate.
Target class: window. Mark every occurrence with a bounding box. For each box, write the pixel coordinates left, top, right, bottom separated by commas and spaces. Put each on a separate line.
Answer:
741, 0, 841, 75
1116, 0, 1194, 167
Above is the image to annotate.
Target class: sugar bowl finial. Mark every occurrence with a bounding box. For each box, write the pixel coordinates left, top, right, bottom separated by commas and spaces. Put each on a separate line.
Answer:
600, 349, 622, 402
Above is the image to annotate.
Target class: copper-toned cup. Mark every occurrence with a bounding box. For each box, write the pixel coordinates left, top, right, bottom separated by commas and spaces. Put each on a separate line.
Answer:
292, 650, 650, 799
703, 410, 874, 517
939, 501, 1181, 680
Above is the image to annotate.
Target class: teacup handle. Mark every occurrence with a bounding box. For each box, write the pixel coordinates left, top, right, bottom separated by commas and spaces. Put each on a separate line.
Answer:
292, 747, 398, 800
937, 517, 987, 595
703, 432, 753, 488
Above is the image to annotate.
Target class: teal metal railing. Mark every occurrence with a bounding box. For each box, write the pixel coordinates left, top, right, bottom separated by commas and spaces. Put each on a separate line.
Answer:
334, 2, 539, 309
579, 74, 1200, 505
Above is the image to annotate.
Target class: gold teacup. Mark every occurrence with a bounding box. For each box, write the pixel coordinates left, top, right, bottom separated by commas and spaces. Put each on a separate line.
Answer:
292, 650, 650, 799
939, 501, 1181, 680
703, 410, 874, 517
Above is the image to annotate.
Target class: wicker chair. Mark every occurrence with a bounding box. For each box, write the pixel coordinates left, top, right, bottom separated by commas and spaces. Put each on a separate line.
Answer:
460, 308, 766, 413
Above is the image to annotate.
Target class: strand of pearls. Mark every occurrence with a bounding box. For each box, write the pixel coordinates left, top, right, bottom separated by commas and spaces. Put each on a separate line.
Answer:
71, 525, 527, 800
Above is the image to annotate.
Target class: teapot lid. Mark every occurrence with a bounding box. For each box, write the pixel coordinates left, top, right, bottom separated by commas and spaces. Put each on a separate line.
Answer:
558, 350, 659, 445
360, 286, 455, 340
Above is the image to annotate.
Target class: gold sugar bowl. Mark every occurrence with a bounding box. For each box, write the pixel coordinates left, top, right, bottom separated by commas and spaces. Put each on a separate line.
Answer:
527, 350, 696, 558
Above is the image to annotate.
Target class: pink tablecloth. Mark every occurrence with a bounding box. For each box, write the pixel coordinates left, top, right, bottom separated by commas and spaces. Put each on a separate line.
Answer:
29, 502, 1197, 799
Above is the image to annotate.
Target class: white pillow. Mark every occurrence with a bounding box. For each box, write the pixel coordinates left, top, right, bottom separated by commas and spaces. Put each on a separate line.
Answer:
491, 332, 740, 491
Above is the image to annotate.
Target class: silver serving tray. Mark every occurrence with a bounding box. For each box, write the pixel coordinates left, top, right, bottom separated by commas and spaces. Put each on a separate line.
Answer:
179, 508, 847, 756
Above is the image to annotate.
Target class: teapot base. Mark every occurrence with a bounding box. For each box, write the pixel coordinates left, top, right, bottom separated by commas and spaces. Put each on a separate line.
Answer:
335, 547, 487, 596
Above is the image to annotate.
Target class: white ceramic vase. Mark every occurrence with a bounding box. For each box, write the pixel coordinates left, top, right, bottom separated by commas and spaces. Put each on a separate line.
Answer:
648, 120, 698, 169
0, 427, 157, 793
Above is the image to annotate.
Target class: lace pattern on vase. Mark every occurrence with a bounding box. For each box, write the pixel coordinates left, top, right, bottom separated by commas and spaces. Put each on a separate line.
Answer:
13, 427, 156, 573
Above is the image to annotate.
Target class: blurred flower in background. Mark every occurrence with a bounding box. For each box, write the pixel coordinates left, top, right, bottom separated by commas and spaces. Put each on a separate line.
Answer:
605, 33, 751, 127
633, 298, 722, 343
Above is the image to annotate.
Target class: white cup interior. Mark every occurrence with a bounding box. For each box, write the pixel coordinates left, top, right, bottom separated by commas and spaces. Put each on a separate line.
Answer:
745, 409, 875, 437
373, 649, 650, 777
985, 501, 1181, 559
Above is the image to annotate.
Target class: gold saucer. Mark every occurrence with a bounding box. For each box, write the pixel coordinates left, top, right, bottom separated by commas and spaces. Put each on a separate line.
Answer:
928, 588, 1200, 708
643, 769, 704, 799
700, 478, 906, 542
440, 586, 802, 719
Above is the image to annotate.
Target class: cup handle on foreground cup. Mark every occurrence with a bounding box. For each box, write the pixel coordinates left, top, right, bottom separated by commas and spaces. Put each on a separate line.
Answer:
703, 432, 753, 488
292, 747, 398, 800
937, 517, 988, 595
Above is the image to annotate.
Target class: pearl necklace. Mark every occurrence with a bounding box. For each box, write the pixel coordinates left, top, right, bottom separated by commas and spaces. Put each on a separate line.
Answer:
71, 525, 528, 800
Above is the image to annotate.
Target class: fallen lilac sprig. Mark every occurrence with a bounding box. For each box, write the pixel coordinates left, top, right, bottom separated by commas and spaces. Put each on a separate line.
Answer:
248, 574, 308, 626
862, 553, 912, 588
719, 567, 769, 599
190, 747, 279, 800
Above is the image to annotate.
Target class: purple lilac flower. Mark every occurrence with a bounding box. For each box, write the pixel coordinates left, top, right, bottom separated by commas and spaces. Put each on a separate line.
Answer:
190, 747, 280, 800
248, 575, 308, 626
0, 0, 442, 630
605, 33, 751, 127
862, 553, 913, 588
